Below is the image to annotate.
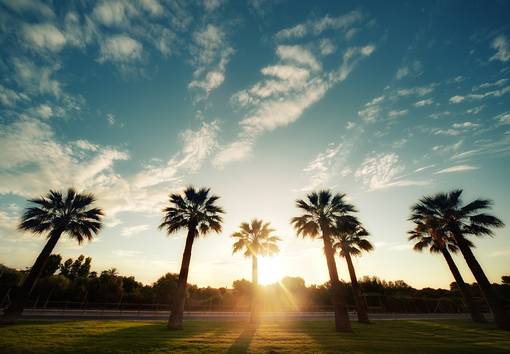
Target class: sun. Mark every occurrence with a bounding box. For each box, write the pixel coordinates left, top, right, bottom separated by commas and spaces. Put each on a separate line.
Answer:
258, 257, 283, 285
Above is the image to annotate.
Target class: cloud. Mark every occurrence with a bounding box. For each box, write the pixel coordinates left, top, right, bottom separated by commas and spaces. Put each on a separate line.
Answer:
450, 149, 482, 161
140, 0, 164, 16
449, 95, 465, 104
346, 121, 356, 129
0, 85, 29, 107
0, 118, 128, 200
319, 39, 336, 55
358, 95, 384, 122
466, 105, 484, 115
22, 23, 66, 52
275, 10, 363, 41
99, 35, 143, 63
355, 153, 428, 190
388, 109, 408, 119
395, 67, 409, 80
188, 24, 233, 100
106, 113, 116, 125
212, 138, 254, 168
34, 104, 54, 119
451, 121, 479, 129
434, 165, 479, 174
203, 0, 224, 12
473, 78, 508, 91
414, 98, 433, 107
276, 45, 321, 71
215, 43, 375, 167
449, 85, 510, 104
12, 57, 61, 97
135, 120, 220, 188
395, 61, 422, 80
0, 116, 222, 222
433, 122, 479, 136
414, 164, 435, 173
490, 35, 510, 62
496, 111, 510, 124
301, 141, 352, 191
394, 85, 434, 97
0, 0, 54, 18
92, 0, 139, 27
121, 224, 149, 237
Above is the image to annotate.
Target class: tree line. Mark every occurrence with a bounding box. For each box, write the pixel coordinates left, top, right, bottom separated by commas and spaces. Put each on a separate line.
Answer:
2, 258, 508, 313
1, 187, 509, 332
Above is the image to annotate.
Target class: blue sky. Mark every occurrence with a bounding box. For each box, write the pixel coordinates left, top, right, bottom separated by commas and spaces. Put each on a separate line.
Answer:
1, 0, 509, 289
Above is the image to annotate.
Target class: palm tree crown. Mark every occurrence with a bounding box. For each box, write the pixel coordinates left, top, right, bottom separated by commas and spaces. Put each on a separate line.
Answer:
159, 186, 224, 236
409, 189, 504, 239
333, 219, 373, 258
408, 216, 473, 254
19, 188, 103, 243
291, 190, 357, 237
232, 219, 281, 257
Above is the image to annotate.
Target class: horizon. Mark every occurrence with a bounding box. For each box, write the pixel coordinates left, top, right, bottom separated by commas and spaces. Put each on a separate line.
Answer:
1, 0, 510, 291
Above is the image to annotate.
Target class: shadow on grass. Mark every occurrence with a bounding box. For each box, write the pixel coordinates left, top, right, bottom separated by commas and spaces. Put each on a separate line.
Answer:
72, 321, 230, 353
227, 322, 258, 354
289, 320, 510, 354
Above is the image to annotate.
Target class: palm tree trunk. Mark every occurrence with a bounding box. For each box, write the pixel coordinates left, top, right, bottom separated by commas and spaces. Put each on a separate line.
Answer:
168, 226, 196, 330
321, 228, 352, 332
440, 248, 486, 323
344, 252, 369, 323
453, 231, 510, 330
251, 255, 259, 323
3, 229, 62, 318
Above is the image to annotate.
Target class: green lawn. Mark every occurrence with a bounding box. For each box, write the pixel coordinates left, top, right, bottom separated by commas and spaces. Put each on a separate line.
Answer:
1, 320, 509, 353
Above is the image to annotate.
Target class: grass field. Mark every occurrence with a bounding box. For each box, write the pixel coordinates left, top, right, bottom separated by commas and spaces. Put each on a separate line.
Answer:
1, 319, 509, 353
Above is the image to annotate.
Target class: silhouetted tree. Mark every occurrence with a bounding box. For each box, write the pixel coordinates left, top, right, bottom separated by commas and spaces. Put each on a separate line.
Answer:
3, 188, 103, 319
232, 219, 281, 322
40, 254, 62, 278
333, 218, 373, 323
159, 186, 224, 330
410, 190, 509, 330
408, 214, 485, 323
153, 273, 179, 304
291, 190, 355, 332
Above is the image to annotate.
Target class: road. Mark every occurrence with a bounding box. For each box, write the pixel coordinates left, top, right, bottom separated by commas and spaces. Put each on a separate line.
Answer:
13, 309, 473, 321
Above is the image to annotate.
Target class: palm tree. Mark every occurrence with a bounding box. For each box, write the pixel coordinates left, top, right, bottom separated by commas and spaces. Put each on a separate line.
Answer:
332, 218, 372, 323
160, 186, 224, 330
410, 190, 509, 330
232, 219, 281, 323
291, 190, 356, 332
3, 188, 103, 319
408, 215, 486, 323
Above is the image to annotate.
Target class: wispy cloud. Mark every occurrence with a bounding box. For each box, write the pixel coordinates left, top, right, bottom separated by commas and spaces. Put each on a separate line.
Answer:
358, 95, 384, 123
355, 153, 429, 191
395, 60, 422, 80
388, 109, 408, 119
215, 40, 376, 167
301, 141, 352, 191
275, 10, 363, 41
99, 35, 143, 63
434, 165, 479, 174
490, 35, 510, 62
414, 98, 433, 107
22, 23, 66, 52
121, 224, 150, 237
188, 24, 233, 101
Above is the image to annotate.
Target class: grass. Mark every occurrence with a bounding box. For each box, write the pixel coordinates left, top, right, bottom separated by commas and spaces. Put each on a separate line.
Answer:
0, 319, 509, 353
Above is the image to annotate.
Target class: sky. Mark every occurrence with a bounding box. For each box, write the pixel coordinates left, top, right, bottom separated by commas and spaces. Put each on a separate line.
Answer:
1, 0, 509, 290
